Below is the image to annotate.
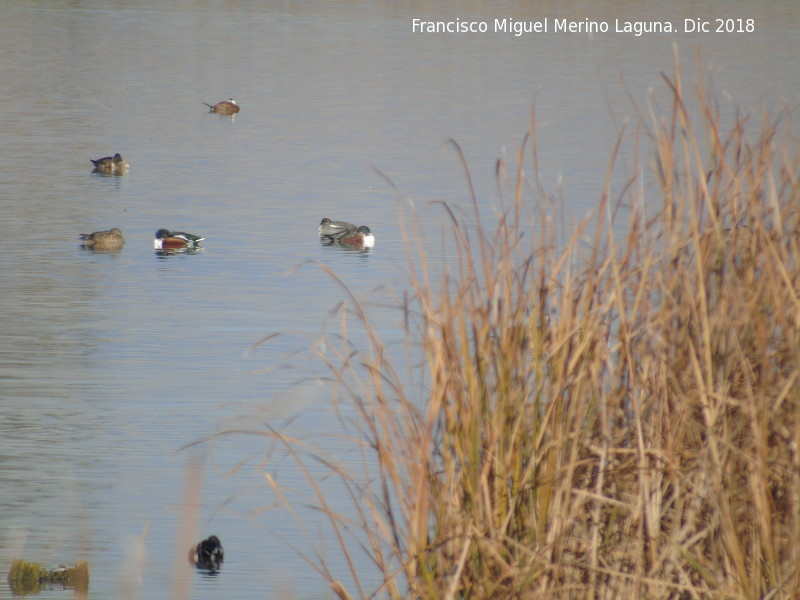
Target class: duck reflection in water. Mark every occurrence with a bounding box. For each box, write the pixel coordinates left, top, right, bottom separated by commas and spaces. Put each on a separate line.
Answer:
189, 535, 224, 573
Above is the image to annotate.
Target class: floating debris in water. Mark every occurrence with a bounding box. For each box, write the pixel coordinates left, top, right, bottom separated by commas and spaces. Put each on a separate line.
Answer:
7, 559, 89, 594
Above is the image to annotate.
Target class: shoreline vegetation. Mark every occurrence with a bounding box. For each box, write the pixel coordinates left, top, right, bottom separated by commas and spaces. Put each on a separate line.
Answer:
7, 560, 89, 595
239, 56, 799, 599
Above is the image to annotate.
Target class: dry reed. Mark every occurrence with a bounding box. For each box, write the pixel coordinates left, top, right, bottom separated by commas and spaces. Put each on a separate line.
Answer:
247, 57, 800, 599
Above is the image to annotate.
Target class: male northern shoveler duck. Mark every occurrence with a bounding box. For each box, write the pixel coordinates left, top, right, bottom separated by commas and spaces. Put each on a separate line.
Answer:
188, 535, 224, 572
204, 99, 240, 115
334, 225, 375, 249
79, 227, 125, 251
90, 153, 129, 174
319, 217, 357, 239
154, 228, 205, 250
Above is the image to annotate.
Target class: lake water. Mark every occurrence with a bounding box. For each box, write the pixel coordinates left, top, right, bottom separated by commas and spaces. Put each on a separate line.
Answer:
1, 1, 798, 599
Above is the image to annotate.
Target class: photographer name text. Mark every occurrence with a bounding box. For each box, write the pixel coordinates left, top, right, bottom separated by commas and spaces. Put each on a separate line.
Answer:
411, 18, 755, 37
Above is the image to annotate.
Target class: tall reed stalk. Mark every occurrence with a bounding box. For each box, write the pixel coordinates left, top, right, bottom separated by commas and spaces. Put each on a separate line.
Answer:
251, 58, 800, 599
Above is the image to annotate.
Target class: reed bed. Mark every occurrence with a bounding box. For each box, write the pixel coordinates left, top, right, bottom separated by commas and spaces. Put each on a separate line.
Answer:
252, 60, 800, 599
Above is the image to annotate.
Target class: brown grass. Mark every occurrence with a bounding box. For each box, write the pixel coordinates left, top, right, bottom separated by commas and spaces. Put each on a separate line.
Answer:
245, 56, 800, 599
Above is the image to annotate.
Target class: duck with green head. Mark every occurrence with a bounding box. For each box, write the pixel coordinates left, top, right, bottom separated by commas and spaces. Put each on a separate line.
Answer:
154, 228, 205, 250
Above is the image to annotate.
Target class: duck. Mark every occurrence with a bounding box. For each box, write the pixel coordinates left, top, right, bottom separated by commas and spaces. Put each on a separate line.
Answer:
204, 99, 240, 115
319, 217, 357, 239
188, 535, 224, 572
334, 225, 375, 249
154, 228, 205, 250
90, 153, 129, 174
79, 227, 125, 251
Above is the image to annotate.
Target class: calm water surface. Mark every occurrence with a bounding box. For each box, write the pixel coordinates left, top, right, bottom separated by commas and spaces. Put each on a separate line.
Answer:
1, 1, 798, 598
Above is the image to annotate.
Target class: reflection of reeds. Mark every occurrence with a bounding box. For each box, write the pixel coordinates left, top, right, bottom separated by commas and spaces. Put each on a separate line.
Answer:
242, 55, 800, 599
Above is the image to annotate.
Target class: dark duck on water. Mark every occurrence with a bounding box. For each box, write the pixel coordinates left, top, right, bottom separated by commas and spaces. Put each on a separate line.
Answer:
189, 535, 224, 572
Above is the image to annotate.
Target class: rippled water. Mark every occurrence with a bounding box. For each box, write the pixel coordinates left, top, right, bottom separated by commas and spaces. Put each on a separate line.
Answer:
1, 1, 798, 598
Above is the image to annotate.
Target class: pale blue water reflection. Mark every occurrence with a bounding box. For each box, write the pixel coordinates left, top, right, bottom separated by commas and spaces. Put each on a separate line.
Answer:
1, 1, 798, 599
